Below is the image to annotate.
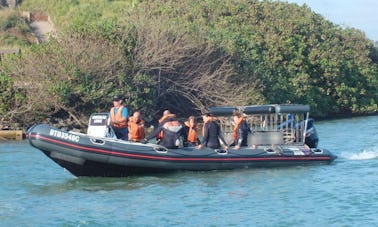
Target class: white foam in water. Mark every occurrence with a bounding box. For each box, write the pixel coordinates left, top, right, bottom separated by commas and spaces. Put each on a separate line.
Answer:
344, 146, 378, 160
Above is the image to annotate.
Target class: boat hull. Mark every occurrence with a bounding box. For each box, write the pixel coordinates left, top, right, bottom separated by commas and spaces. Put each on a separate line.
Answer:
28, 124, 337, 177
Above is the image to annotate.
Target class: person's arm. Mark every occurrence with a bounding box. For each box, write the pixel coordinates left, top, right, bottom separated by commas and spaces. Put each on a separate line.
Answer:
145, 124, 163, 141
218, 133, 228, 147
181, 126, 188, 146
217, 125, 228, 148
202, 124, 209, 147
121, 107, 128, 122
236, 126, 244, 147
196, 135, 201, 145
138, 119, 145, 127
197, 124, 208, 149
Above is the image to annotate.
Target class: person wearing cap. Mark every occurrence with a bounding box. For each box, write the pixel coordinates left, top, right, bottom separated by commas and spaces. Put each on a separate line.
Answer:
196, 113, 228, 150
109, 94, 129, 140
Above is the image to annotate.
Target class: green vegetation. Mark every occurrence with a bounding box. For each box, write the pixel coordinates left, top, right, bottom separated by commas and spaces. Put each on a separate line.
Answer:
1, 0, 377, 129
0, 9, 35, 47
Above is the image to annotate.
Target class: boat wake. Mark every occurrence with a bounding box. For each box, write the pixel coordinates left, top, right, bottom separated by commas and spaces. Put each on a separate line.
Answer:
343, 146, 378, 160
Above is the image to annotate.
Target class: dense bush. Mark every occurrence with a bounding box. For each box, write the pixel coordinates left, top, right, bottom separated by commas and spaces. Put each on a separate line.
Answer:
160, 0, 378, 116
1, 0, 377, 129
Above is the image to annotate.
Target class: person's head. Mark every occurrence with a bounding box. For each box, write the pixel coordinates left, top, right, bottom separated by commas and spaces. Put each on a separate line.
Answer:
232, 111, 242, 122
112, 94, 123, 107
163, 110, 171, 116
202, 112, 213, 121
133, 111, 141, 120
188, 116, 196, 126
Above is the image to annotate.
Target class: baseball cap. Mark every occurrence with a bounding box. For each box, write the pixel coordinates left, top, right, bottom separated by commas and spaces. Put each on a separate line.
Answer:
113, 94, 123, 101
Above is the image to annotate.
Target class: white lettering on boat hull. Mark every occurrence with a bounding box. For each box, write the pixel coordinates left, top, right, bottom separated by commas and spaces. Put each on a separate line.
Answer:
49, 129, 80, 143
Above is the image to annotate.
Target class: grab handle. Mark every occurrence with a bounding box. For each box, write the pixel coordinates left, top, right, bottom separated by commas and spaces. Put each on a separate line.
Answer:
154, 146, 168, 154
215, 149, 228, 155
90, 138, 105, 145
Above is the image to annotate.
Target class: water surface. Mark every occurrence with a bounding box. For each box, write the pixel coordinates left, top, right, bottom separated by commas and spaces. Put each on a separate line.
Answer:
1, 116, 378, 226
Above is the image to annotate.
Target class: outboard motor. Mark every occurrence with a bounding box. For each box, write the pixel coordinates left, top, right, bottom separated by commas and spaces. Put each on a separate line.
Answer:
278, 116, 319, 148
305, 118, 318, 148
87, 113, 116, 138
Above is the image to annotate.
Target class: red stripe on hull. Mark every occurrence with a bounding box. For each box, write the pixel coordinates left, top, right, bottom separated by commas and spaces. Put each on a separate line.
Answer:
31, 134, 332, 162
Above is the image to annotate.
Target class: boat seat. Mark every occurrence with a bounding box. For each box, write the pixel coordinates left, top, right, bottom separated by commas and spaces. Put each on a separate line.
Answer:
282, 129, 296, 144
248, 131, 284, 146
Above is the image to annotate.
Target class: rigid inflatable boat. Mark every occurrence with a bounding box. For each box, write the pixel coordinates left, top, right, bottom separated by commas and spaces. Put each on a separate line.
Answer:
27, 104, 336, 177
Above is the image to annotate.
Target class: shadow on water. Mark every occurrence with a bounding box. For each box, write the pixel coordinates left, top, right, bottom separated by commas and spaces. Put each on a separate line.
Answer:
31, 171, 215, 194
32, 174, 179, 194
31, 165, 320, 195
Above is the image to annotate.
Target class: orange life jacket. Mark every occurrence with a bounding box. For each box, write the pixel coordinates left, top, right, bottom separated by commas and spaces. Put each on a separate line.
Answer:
110, 106, 128, 129
128, 116, 145, 142
157, 114, 176, 140
233, 117, 245, 141
184, 121, 199, 143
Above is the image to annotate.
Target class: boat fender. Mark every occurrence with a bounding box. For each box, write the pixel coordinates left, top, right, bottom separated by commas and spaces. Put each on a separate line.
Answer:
215, 149, 228, 155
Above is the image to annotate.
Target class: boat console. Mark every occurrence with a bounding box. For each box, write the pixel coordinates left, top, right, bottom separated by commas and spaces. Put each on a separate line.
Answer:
87, 113, 116, 138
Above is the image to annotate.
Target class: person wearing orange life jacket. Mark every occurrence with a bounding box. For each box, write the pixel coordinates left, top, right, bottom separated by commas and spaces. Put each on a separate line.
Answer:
144, 111, 186, 149
183, 116, 201, 147
230, 111, 251, 150
109, 94, 129, 140
128, 111, 145, 142
197, 112, 228, 150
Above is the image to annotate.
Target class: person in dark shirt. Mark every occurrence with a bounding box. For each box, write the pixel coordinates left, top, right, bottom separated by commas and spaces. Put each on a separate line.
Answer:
196, 113, 228, 150
230, 111, 251, 150
144, 112, 186, 149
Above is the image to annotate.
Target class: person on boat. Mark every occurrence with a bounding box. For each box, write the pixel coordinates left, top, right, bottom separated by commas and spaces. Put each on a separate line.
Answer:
155, 110, 175, 144
128, 111, 145, 142
183, 116, 201, 147
109, 94, 129, 140
144, 111, 186, 149
196, 112, 228, 150
230, 111, 251, 150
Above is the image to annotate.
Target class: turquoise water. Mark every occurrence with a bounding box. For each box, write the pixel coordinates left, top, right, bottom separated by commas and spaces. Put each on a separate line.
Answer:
1, 116, 378, 226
